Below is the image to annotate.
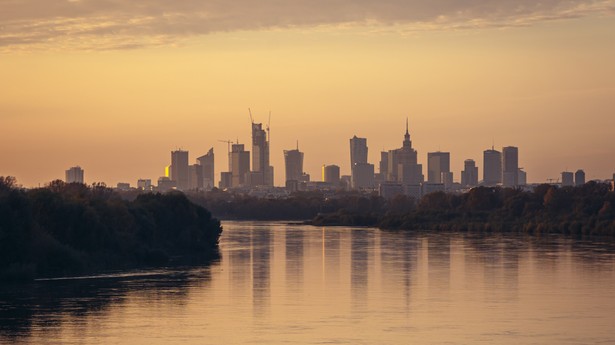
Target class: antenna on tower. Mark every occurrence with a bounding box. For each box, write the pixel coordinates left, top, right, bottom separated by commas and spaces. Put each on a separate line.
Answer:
267, 111, 271, 142
406, 117, 409, 134
296, 140, 299, 151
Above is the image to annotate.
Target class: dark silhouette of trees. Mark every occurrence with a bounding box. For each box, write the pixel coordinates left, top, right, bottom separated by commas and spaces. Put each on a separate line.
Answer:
0, 177, 222, 281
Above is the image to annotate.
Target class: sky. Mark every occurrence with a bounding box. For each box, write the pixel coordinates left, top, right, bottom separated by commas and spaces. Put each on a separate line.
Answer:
1, 0, 614, 187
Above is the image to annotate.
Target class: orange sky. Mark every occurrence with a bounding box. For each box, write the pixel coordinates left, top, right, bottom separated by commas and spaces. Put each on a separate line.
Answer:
1, 1, 614, 187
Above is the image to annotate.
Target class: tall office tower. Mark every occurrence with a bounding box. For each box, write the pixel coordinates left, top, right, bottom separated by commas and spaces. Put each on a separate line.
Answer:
171, 150, 190, 191
427, 151, 451, 183
251, 120, 273, 186
189, 164, 202, 190
575, 169, 585, 186
461, 159, 479, 187
483, 147, 502, 186
379, 151, 389, 178
284, 147, 304, 184
322, 165, 340, 183
387, 119, 423, 185
197, 148, 215, 189
350, 136, 369, 190
230, 144, 250, 188
562, 171, 574, 186
350, 136, 368, 166
502, 146, 519, 187
65, 166, 84, 184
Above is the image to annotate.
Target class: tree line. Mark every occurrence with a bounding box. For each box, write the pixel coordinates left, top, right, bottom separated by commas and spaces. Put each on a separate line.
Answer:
0, 177, 222, 281
184, 182, 615, 237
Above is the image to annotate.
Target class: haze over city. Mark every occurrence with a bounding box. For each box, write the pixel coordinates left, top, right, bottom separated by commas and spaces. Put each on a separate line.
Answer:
1, 0, 614, 187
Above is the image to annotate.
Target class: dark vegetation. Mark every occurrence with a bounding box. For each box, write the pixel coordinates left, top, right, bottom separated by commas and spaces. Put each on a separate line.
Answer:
313, 182, 615, 236
185, 183, 615, 237
0, 177, 222, 282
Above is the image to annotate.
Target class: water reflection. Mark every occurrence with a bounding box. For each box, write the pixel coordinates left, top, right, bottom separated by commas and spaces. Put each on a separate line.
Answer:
2, 223, 615, 344
285, 227, 304, 292
0, 268, 215, 343
252, 225, 271, 316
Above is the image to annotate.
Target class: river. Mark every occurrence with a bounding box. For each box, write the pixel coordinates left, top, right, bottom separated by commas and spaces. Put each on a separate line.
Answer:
2, 221, 615, 344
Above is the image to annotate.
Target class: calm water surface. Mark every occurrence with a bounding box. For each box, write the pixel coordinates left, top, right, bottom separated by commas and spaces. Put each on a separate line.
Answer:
2, 221, 615, 344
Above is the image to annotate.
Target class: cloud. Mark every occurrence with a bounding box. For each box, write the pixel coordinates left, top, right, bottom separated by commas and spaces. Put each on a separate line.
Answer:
1, 0, 614, 51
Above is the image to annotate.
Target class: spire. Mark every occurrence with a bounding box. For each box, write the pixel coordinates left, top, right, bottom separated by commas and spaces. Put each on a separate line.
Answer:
403, 117, 412, 148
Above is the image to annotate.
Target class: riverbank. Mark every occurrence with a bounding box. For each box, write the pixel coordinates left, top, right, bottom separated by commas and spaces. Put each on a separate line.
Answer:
0, 178, 222, 282
310, 183, 615, 237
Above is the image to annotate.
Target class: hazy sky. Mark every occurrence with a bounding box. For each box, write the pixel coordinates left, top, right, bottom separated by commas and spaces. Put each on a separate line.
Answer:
1, 0, 614, 187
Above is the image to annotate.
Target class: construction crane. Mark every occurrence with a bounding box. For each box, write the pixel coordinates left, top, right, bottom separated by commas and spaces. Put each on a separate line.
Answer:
218, 139, 233, 171
218, 139, 233, 154
248, 108, 254, 124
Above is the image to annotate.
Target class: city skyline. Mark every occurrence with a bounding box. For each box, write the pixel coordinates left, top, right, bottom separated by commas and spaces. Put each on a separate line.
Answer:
2, 117, 614, 188
1, 1, 614, 187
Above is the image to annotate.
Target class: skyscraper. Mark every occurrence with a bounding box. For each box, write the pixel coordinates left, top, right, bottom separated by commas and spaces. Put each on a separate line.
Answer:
284, 147, 304, 184
427, 151, 450, 183
483, 147, 502, 186
197, 148, 215, 189
379, 151, 389, 179
350, 136, 369, 190
350, 135, 368, 165
171, 150, 190, 191
575, 169, 585, 186
65, 166, 84, 184
251, 120, 273, 186
502, 146, 519, 187
387, 119, 423, 185
461, 159, 478, 187
230, 144, 250, 188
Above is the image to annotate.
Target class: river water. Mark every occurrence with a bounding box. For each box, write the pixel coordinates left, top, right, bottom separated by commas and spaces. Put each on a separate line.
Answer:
2, 221, 615, 344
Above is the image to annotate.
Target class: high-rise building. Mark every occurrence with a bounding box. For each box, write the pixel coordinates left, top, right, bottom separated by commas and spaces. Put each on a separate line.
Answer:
251, 121, 273, 186
562, 171, 574, 186
197, 148, 215, 190
427, 151, 450, 183
350, 136, 368, 167
575, 169, 585, 186
284, 148, 304, 184
65, 166, 84, 184
171, 150, 190, 191
461, 159, 478, 187
352, 163, 375, 189
386, 119, 423, 185
322, 165, 340, 183
350, 136, 369, 190
189, 164, 202, 190
219, 172, 232, 189
483, 148, 502, 186
230, 144, 250, 188
502, 146, 519, 187
379, 151, 389, 179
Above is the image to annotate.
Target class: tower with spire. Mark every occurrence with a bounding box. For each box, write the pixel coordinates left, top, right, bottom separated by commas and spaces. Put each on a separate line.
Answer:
384, 118, 423, 185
